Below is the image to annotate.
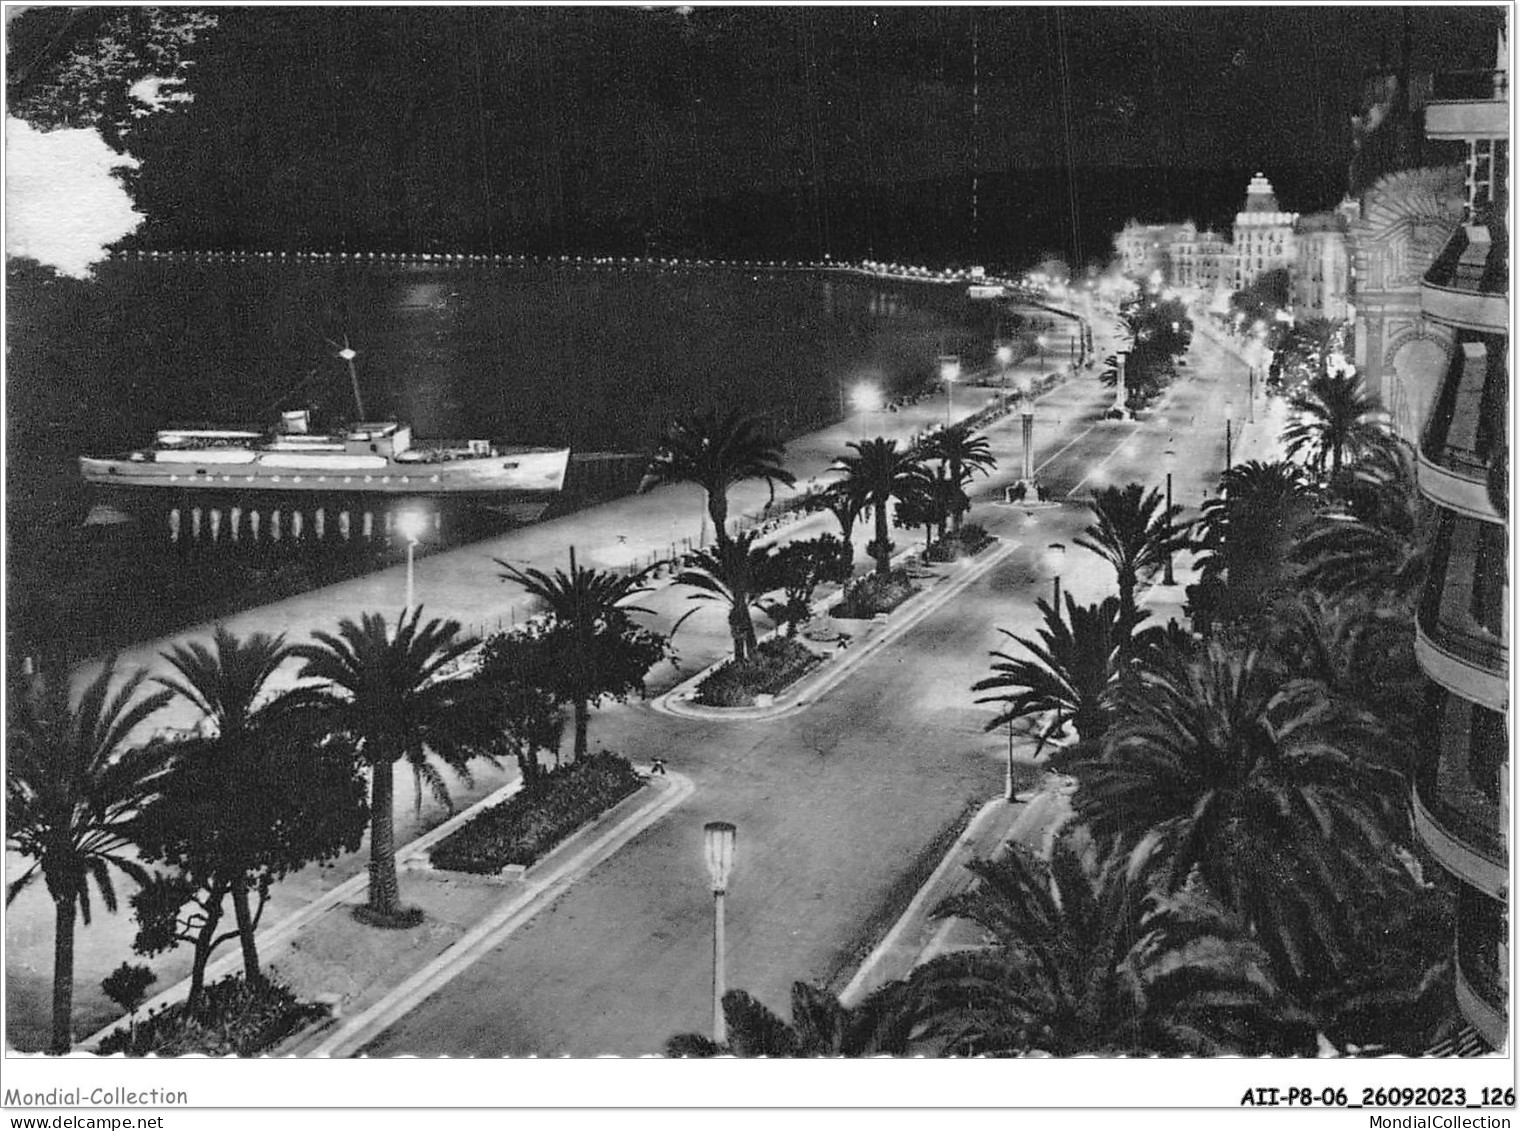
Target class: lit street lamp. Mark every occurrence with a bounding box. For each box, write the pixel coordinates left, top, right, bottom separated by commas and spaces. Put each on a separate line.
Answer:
397, 509, 426, 613
1044, 541, 1067, 609
703, 821, 737, 1045
1224, 400, 1235, 474
850, 381, 882, 440
939, 356, 961, 426
996, 344, 1013, 405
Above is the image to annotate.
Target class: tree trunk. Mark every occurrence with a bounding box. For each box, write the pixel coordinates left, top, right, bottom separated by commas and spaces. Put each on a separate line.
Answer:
572, 699, 590, 761
708, 489, 729, 546
874, 501, 891, 575
50, 895, 76, 1054
230, 880, 261, 985
186, 883, 226, 1018
950, 461, 964, 530
367, 760, 401, 916
516, 746, 542, 790
1119, 571, 1136, 624
728, 603, 754, 663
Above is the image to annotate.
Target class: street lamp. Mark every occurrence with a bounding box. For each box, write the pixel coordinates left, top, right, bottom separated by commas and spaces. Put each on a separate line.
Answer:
1163, 446, 1177, 586
939, 356, 961, 426
703, 821, 737, 1045
1224, 400, 1235, 474
996, 344, 1013, 405
1044, 541, 1067, 609
397, 509, 426, 613
1036, 334, 1048, 378
850, 382, 882, 440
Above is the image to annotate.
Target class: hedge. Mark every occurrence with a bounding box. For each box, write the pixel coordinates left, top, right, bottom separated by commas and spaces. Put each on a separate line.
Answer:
97, 974, 325, 1056
831, 569, 919, 619
694, 637, 820, 707
428, 752, 645, 874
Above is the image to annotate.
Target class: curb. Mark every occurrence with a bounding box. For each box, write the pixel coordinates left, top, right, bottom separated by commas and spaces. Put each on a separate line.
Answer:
301, 768, 695, 1057
651, 538, 1018, 722
837, 797, 1007, 1007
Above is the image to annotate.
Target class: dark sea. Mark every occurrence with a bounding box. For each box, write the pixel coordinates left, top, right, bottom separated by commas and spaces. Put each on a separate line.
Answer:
4, 259, 1003, 656
9, 258, 999, 460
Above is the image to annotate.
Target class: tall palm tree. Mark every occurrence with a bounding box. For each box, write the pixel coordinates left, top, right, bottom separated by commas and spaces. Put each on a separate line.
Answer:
673, 530, 778, 663
1294, 442, 1430, 602
290, 609, 499, 925
973, 595, 1145, 754
920, 424, 996, 529
1075, 482, 1187, 621
639, 408, 796, 545
6, 661, 171, 1053
154, 626, 292, 982
1072, 643, 1409, 989
1283, 370, 1395, 483
496, 549, 661, 759
832, 437, 923, 575
1191, 460, 1318, 631
814, 479, 867, 572
895, 840, 1316, 1056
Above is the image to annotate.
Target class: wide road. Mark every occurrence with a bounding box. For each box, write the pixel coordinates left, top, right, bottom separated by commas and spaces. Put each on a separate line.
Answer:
362, 324, 1263, 1056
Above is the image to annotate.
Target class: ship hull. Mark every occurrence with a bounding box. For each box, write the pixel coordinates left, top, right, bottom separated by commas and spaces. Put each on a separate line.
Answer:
79, 446, 570, 500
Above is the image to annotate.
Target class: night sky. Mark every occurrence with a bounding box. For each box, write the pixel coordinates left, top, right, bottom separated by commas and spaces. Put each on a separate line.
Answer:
9, 5, 1510, 262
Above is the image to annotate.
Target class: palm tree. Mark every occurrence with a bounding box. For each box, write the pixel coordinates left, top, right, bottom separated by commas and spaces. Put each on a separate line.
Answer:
639, 408, 796, 545
895, 840, 1316, 1056
497, 549, 662, 758
920, 424, 996, 529
154, 626, 292, 982
1075, 482, 1187, 621
1190, 460, 1318, 632
290, 609, 499, 925
973, 595, 1144, 754
666, 981, 916, 1057
814, 479, 867, 572
1294, 443, 1430, 602
673, 530, 778, 663
1072, 642, 1410, 989
832, 437, 923, 575
1283, 370, 1395, 483
6, 661, 171, 1052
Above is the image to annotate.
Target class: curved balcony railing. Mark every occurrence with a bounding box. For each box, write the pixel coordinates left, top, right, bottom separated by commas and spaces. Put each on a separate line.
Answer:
1422, 225, 1510, 332
1455, 884, 1508, 1046
1414, 690, 1507, 868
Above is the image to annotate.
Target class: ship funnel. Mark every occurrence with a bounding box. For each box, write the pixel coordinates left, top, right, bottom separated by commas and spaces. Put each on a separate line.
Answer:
281, 409, 311, 435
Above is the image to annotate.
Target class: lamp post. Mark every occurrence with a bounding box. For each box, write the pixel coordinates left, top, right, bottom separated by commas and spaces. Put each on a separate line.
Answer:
703, 821, 737, 1045
397, 510, 426, 613
1113, 352, 1129, 417
1005, 715, 1019, 803
850, 382, 882, 441
1163, 445, 1177, 586
940, 356, 960, 427
996, 344, 1013, 407
1044, 541, 1067, 609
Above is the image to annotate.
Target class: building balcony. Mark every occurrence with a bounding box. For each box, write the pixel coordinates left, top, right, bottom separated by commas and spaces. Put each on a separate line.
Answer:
1413, 687, 1507, 892
1425, 70, 1510, 140
1416, 511, 1508, 712
1422, 225, 1509, 332
1454, 883, 1508, 1049
1418, 340, 1506, 521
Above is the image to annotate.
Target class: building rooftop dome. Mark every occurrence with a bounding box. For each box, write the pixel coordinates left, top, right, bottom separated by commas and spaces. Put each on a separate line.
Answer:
1243, 172, 1280, 213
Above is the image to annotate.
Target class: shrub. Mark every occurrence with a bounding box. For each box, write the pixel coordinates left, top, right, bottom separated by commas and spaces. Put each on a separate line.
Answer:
428, 752, 645, 874
924, 523, 995, 563
831, 569, 918, 619
96, 975, 325, 1056
693, 637, 821, 707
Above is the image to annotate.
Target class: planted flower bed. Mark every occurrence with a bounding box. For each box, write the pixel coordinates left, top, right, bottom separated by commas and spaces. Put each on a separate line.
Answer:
924, 523, 996, 563
831, 568, 919, 619
693, 637, 821, 707
428, 752, 645, 874
97, 974, 326, 1056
